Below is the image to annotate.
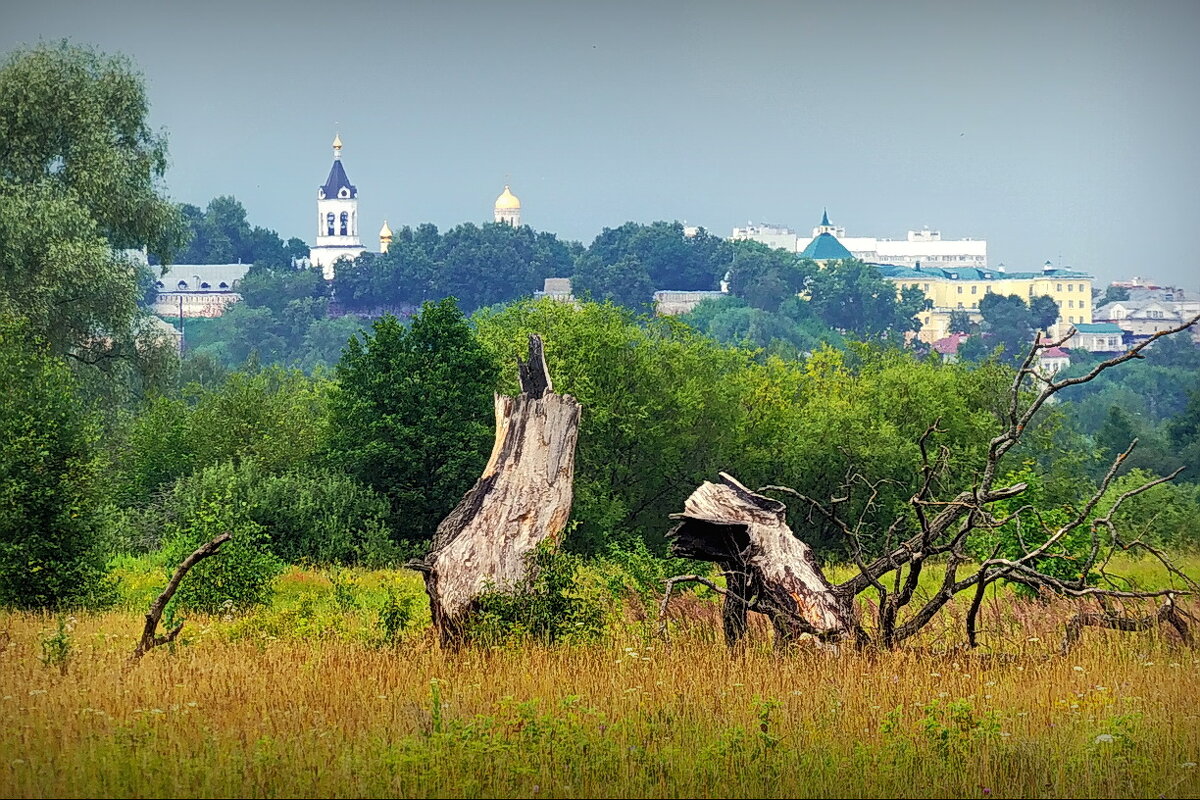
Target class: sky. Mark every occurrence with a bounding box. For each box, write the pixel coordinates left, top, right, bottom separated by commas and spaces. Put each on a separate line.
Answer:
3, 0, 1199, 289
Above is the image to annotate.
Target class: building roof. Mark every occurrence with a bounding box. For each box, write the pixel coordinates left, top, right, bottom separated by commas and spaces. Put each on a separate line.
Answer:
320, 159, 357, 200
820, 208, 830, 226
155, 263, 251, 292
1073, 322, 1124, 334
1040, 346, 1071, 359
932, 333, 968, 355
876, 263, 1091, 281
799, 232, 853, 261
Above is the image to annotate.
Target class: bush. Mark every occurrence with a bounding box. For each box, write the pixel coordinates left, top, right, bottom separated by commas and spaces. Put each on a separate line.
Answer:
130, 459, 400, 567
158, 463, 282, 613
0, 319, 112, 609
467, 543, 607, 646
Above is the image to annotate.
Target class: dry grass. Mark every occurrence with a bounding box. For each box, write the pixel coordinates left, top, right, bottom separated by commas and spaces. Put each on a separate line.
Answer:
1, 565, 1198, 798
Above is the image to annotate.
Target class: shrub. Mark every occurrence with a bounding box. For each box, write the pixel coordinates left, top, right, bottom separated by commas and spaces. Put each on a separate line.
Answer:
467, 543, 607, 645
0, 319, 112, 609
158, 463, 282, 614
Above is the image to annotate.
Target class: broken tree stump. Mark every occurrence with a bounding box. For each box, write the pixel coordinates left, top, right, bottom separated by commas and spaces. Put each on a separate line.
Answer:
666, 473, 857, 647
414, 334, 582, 645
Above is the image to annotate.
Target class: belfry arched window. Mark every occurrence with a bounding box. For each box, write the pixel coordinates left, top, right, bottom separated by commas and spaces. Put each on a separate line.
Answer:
340, 211, 348, 236
326, 212, 335, 236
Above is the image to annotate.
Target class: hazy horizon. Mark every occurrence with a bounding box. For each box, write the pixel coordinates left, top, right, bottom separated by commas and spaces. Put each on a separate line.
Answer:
3, 0, 1198, 289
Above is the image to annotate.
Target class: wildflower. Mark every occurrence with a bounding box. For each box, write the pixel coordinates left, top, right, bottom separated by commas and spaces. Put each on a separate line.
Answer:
1181, 762, 1197, 769
1073, 666, 1085, 672
1094, 734, 1115, 744
1026, 636, 1040, 642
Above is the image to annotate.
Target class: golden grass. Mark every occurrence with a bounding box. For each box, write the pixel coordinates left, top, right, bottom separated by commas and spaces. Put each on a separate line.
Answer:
1, 563, 1198, 798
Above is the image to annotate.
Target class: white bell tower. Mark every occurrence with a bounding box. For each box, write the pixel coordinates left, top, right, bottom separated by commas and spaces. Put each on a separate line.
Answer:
309, 133, 366, 279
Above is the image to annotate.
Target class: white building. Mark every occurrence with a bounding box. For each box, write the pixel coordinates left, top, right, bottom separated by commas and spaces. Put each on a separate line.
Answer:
308, 134, 366, 279
494, 185, 521, 226
732, 211, 987, 268
152, 262, 251, 318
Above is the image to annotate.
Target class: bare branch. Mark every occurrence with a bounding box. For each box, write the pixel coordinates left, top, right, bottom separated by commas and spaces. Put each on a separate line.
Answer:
131, 532, 231, 661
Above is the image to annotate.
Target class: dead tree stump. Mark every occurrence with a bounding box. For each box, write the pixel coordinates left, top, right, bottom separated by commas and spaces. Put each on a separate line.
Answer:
667, 473, 857, 647
414, 334, 582, 645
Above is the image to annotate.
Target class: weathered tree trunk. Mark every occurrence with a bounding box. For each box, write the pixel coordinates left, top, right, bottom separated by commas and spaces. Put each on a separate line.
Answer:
131, 532, 231, 661
667, 473, 856, 647
415, 334, 582, 645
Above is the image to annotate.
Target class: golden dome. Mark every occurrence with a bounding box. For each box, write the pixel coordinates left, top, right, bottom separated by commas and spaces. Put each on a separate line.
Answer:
494, 184, 521, 210
378, 220, 393, 239
332, 132, 343, 149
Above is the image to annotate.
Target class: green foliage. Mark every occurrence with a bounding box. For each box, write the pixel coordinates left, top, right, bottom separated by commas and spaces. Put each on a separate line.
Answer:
581, 221, 731, 293
39, 617, 73, 675
158, 463, 283, 614
171, 196, 296, 269
0, 41, 184, 258
726, 240, 809, 312
110, 365, 329, 504
682, 295, 844, 357
806, 259, 926, 340
0, 42, 185, 409
571, 254, 655, 309
327, 299, 500, 548
334, 222, 577, 313
0, 320, 112, 609
1095, 469, 1200, 551
966, 293, 1060, 366
475, 299, 1005, 557
967, 465, 1085, 587
468, 543, 607, 645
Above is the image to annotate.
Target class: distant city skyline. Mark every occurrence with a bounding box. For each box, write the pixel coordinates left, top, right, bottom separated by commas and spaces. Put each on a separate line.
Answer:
3, 0, 1198, 289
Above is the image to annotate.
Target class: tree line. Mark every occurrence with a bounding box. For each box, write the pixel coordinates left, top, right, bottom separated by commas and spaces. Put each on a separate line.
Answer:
3, 42, 1199, 624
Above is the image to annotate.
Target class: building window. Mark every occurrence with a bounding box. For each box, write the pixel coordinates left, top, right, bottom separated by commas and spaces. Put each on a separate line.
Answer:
957, 302, 964, 308
1068, 284, 1073, 292
1068, 300, 1074, 309
924, 284, 930, 292
957, 286, 963, 294
971, 285, 977, 294
326, 213, 335, 236
1080, 284, 1086, 292
339, 212, 349, 236
1057, 283, 1063, 292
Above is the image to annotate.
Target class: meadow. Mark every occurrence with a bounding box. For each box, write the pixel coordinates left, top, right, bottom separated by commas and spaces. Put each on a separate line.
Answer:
1, 560, 1198, 799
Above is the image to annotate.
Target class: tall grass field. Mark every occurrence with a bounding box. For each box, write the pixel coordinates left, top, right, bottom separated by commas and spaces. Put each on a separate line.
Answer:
1, 560, 1197, 798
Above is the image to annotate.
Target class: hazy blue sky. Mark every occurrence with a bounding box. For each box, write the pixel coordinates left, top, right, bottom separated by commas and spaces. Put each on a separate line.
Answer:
3, 0, 1198, 287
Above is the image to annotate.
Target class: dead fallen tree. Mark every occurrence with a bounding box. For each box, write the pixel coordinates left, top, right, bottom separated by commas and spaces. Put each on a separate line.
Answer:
131, 532, 230, 661
666, 474, 859, 647
411, 334, 582, 645
662, 314, 1200, 652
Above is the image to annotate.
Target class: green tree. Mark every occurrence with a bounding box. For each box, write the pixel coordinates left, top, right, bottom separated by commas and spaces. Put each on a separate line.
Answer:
1029, 294, 1060, 331
806, 259, 926, 339
0, 320, 110, 608
572, 254, 655, 309
0, 42, 185, 403
582, 221, 730, 293
326, 299, 500, 548
1102, 285, 1131, 305
947, 310, 975, 335
726, 241, 808, 312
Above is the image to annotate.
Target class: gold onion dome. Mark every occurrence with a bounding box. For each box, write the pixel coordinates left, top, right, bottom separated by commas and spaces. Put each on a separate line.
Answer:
379, 220, 393, 239
494, 184, 521, 210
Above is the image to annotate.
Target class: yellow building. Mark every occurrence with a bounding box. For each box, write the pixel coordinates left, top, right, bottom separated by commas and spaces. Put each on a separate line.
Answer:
878, 260, 1094, 343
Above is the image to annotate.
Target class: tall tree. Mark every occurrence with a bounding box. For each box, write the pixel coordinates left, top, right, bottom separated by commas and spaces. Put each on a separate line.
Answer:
326, 299, 500, 548
806, 259, 926, 339
0, 42, 185, 403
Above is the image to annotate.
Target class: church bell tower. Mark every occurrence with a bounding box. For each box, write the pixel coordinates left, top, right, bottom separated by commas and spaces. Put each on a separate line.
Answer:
309, 134, 366, 279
